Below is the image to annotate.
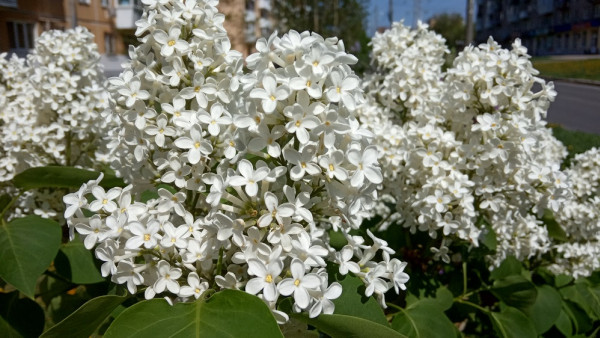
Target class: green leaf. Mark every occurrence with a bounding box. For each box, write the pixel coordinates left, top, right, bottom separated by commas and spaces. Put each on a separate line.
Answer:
555, 274, 574, 288
555, 308, 573, 336
574, 281, 600, 319
429, 286, 454, 311
562, 300, 593, 334
490, 275, 537, 311
12, 166, 125, 190
0, 291, 45, 338
0, 194, 11, 212
294, 313, 405, 338
0, 216, 62, 298
41, 295, 128, 338
525, 285, 561, 334
489, 306, 537, 338
331, 273, 389, 326
0, 316, 22, 338
103, 290, 283, 337
391, 300, 456, 338
54, 239, 104, 284
140, 184, 177, 203
561, 282, 600, 320
328, 230, 347, 250
490, 256, 522, 281
542, 209, 568, 242
480, 223, 497, 251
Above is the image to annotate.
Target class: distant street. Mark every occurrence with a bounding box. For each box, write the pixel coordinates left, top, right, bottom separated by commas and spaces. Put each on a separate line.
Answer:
547, 81, 600, 134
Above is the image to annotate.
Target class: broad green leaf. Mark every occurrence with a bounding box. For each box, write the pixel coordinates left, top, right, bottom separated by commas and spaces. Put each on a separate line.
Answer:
490, 275, 537, 311
104, 290, 282, 337
0, 194, 11, 212
480, 223, 497, 251
140, 184, 177, 203
542, 209, 568, 242
41, 295, 128, 338
561, 283, 599, 320
555, 274, 574, 288
295, 313, 405, 338
54, 239, 104, 284
525, 285, 561, 334
574, 281, 600, 319
391, 300, 456, 338
562, 300, 593, 334
0, 316, 22, 338
490, 256, 522, 281
12, 166, 124, 190
555, 308, 572, 336
328, 230, 347, 250
0, 291, 45, 338
331, 273, 389, 326
0, 216, 61, 298
489, 306, 537, 338
428, 286, 454, 311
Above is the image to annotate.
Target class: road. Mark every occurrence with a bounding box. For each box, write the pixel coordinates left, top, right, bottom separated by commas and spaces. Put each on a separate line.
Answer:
547, 81, 600, 134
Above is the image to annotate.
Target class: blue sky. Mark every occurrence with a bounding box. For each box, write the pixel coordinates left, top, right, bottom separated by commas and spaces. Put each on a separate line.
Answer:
367, 0, 467, 35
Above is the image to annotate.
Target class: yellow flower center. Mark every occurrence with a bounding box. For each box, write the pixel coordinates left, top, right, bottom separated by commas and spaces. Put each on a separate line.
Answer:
144, 234, 151, 241
168, 40, 176, 46
265, 274, 273, 283
294, 279, 300, 286
329, 164, 334, 171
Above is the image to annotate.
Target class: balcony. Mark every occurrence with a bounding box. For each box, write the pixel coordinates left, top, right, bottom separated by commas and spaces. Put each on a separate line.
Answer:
256, 0, 271, 10
115, 2, 143, 29
0, 0, 17, 8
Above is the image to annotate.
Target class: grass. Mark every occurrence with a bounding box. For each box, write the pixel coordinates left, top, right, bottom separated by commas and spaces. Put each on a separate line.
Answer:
532, 58, 600, 81
549, 124, 600, 166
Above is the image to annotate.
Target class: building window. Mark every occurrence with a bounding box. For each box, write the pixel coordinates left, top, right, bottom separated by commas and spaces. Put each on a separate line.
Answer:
79, 0, 91, 4
6, 21, 36, 51
104, 33, 115, 54
0, 0, 18, 8
102, 0, 109, 7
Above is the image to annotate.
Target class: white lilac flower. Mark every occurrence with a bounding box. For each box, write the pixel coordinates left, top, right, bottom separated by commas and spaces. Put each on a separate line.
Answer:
61, 1, 406, 322
278, 259, 321, 309
357, 21, 570, 270
0, 27, 115, 222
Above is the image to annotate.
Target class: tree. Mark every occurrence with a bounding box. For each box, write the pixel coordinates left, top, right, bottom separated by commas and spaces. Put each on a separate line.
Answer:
428, 13, 465, 52
271, 0, 371, 74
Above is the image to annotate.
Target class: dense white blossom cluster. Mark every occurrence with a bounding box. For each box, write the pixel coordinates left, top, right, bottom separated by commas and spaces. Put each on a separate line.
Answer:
551, 148, 600, 277
0, 53, 33, 181
0, 27, 113, 220
358, 22, 569, 267
64, 0, 409, 321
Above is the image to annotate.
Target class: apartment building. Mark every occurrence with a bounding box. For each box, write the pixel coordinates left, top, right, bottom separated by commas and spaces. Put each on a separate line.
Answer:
218, 0, 274, 57
0, 0, 142, 56
0, 0, 274, 57
0, 0, 66, 55
476, 0, 600, 55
